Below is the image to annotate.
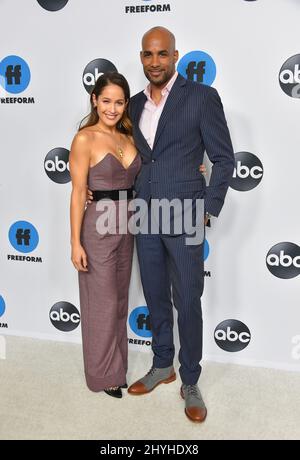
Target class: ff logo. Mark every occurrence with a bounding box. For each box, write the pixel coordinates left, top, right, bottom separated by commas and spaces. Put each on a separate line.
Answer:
37, 0, 69, 11
266, 242, 300, 279
230, 152, 263, 191
279, 54, 300, 98
0, 56, 31, 93
204, 239, 210, 262
49, 302, 80, 332
177, 51, 216, 86
44, 148, 71, 184
8, 221, 39, 253
214, 319, 251, 352
0, 296, 5, 317
83, 59, 117, 94
129, 306, 152, 338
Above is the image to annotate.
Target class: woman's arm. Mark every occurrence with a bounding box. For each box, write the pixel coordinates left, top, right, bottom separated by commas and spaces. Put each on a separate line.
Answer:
69, 132, 90, 271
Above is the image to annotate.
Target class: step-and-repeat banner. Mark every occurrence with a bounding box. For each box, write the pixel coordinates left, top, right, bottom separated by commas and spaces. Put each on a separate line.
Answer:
0, 0, 299, 371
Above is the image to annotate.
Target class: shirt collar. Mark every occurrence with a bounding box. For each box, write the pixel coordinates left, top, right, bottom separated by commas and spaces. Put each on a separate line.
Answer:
144, 71, 178, 101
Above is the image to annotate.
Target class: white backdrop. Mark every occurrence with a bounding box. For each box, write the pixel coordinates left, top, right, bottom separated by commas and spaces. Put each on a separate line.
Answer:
0, 0, 299, 372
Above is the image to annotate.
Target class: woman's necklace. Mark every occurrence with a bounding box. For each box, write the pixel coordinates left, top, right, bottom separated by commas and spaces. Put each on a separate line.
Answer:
116, 145, 124, 158
95, 126, 124, 159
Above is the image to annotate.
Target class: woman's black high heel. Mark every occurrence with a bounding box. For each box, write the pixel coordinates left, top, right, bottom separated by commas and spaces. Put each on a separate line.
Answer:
104, 387, 122, 398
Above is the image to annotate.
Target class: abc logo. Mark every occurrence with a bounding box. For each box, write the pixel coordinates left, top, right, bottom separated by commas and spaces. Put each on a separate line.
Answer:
214, 320, 251, 352
266, 242, 300, 279
44, 148, 70, 184
177, 51, 216, 86
129, 306, 152, 338
230, 151, 263, 191
37, 0, 69, 11
82, 59, 117, 94
49, 302, 80, 332
279, 54, 300, 98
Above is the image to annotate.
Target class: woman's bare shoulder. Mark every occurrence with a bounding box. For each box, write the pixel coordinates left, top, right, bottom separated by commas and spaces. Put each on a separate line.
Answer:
73, 127, 95, 144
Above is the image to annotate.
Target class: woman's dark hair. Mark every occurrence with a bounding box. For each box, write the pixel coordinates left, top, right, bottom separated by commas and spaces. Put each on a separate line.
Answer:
79, 72, 132, 135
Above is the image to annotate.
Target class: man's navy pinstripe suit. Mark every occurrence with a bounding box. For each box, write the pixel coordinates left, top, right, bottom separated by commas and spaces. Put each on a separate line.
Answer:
130, 73, 234, 385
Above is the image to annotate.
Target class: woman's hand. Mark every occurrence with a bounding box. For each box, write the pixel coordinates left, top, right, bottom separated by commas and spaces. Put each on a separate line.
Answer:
71, 244, 88, 272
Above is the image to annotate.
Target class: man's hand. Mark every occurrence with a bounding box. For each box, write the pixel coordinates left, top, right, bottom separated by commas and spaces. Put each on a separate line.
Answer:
86, 186, 93, 205
199, 164, 207, 174
204, 213, 211, 227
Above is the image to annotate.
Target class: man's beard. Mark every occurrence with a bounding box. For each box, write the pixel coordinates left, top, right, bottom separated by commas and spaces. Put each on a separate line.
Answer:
144, 69, 174, 87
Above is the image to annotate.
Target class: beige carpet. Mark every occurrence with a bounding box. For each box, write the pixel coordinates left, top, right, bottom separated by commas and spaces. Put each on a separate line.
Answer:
0, 336, 300, 440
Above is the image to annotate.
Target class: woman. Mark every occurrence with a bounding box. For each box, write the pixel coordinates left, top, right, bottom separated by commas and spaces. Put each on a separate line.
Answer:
69, 72, 141, 398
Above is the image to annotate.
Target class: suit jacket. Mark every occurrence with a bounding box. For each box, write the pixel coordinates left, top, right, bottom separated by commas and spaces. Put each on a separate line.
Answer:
129, 74, 234, 217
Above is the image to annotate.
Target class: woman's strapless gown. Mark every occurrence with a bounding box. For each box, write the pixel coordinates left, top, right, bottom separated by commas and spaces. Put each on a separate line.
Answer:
79, 153, 141, 391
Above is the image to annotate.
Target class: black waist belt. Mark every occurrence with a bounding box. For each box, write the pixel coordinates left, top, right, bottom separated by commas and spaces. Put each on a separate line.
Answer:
92, 188, 134, 201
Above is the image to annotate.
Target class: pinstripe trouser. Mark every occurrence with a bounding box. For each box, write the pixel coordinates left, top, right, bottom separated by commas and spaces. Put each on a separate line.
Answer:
136, 223, 205, 385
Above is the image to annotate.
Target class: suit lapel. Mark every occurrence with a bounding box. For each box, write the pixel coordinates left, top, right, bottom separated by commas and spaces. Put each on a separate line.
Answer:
152, 74, 187, 152
131, 92, 152, 156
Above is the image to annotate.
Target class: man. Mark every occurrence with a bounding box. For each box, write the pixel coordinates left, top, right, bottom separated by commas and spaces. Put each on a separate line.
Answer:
127, 27, 234, 423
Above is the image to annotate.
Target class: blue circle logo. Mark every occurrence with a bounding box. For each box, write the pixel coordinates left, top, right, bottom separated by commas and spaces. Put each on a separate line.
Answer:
9, 221, 39, 253
129, 306, 152, 338
177, 51, 216, 86
0, 296, 5, 317
204, 239, 210, 261
0, 55, 31, 93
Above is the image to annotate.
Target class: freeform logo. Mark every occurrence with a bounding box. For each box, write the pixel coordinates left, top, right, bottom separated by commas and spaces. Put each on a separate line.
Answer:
291, 335, 300, 360
129, 306, 152, 338
0, 296, 8, 331
0, 56, 30, 93
49, 302, 80, 332
279, 54, 300, 98
230, 151, 263, 191
44, 148, 70, 184
214, 319, 251, 352
0, 56, 34, 104
83, 59, 117, 94
203, 239, 211, 278
8, 221, 42, 263
204, 239, 210, 262
37, 0, 69, 11
177, 51, 216, 86
266, 242, 300, 279
0, 296, 5, 317
125, 0, 171, 14
8, 221, 39, 253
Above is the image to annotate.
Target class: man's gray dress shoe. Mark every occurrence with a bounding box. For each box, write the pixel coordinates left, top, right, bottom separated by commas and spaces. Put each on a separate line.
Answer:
180, 384, 207, 423
128, 365, 176, 395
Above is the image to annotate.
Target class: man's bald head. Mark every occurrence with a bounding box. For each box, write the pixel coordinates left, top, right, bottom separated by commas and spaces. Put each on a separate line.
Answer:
140, 26, 179, 88
142, 27, 176, 52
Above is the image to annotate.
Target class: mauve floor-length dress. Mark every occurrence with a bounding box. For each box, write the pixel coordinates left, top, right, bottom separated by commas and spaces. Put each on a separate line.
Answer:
79, 152, 141, 391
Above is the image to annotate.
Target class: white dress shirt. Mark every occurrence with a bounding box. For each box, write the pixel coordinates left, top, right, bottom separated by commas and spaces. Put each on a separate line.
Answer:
139, 71, 178, 149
